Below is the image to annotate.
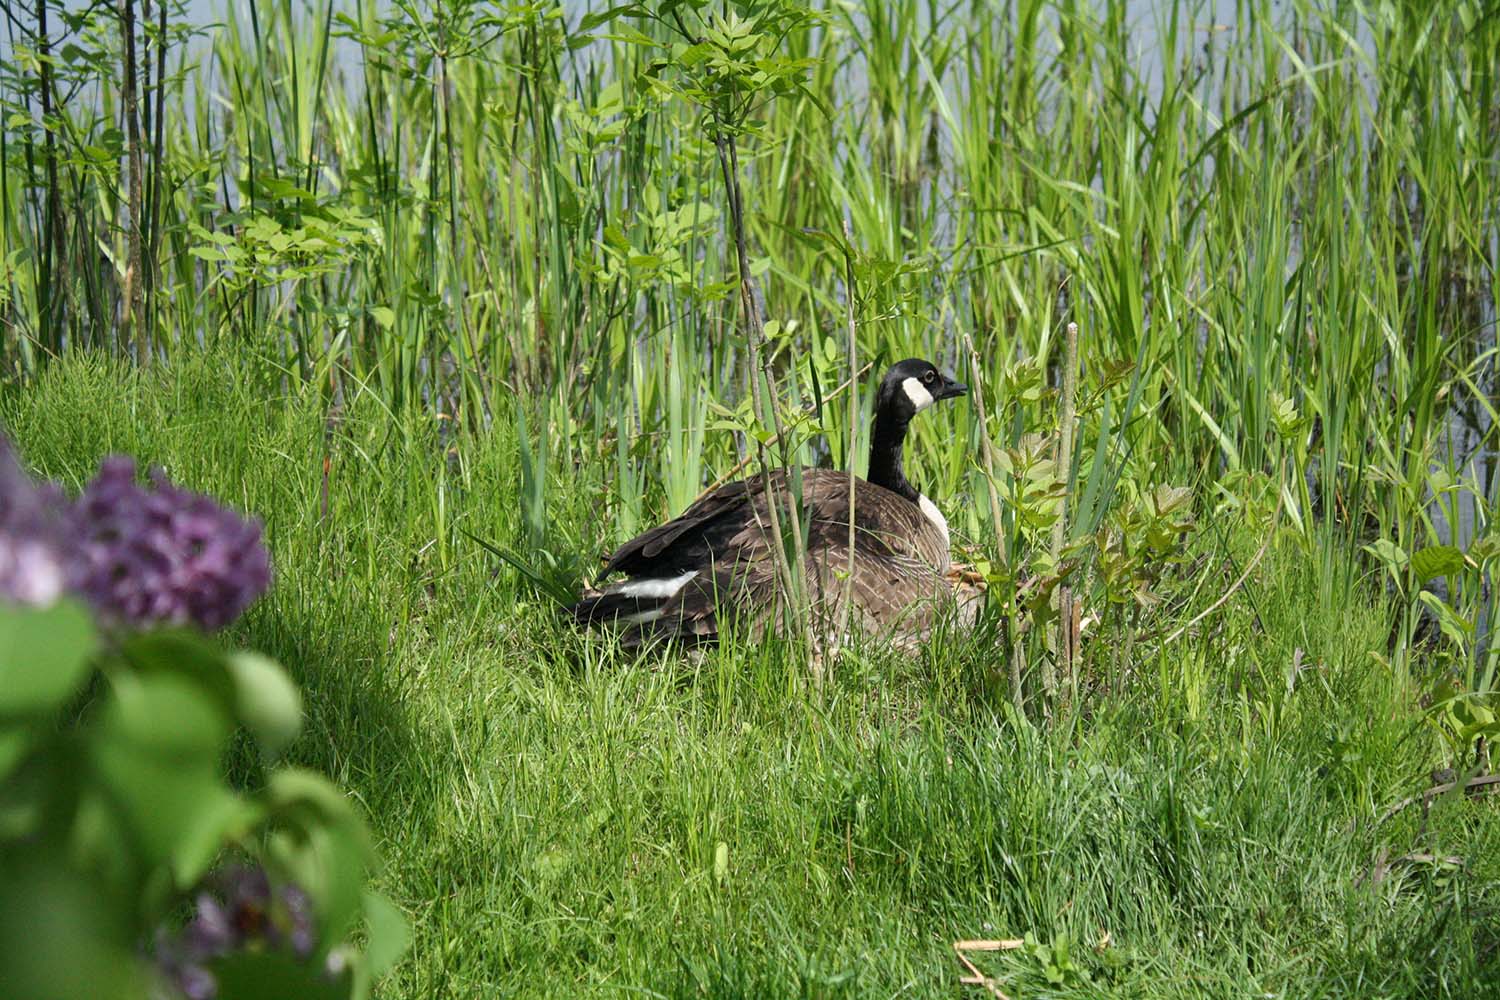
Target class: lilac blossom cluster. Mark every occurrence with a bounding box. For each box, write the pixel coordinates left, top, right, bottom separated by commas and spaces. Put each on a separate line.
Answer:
151, 864, 318, 1000
0, 441, 68, 607
0, 439, 270, 630
67, 457, 271, 630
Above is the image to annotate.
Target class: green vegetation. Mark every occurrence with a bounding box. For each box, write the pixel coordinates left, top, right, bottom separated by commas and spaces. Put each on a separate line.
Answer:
0, 597, 408, 1000
2, 0, 1499, 996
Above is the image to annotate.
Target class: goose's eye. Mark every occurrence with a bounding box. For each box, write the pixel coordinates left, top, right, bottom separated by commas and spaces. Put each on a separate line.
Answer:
923, 370, 938, 385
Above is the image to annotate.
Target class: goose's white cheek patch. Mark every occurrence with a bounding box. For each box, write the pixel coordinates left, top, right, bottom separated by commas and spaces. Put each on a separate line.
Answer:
902, 377, 935, 411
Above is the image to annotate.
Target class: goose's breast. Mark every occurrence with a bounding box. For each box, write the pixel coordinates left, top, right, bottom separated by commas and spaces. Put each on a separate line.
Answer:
916, 493, 949, 549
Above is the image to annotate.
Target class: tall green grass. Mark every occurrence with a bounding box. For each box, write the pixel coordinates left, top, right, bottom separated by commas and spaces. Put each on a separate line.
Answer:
3, 0, 1493, 558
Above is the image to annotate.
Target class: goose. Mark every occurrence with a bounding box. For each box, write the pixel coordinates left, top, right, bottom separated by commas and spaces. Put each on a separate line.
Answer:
569, 358, 971, 648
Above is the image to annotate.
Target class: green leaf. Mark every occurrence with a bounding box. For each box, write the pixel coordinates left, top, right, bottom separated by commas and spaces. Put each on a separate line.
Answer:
714, 841, 729, 885
266, 768, 360, 825
553, 165, 581, 225
1468, 534, 1500, 564
1417, 591, 1474, 647
359, 889, 412, 979
0, 601, 98, 717
369, 306, 396, 330
1150, 484, 1193, 516
1410, 544, 1465, 584
0, 726, 28, 783
664, 201, 718, 234
595, 80, 624, 115
1362, 539, 1407, 574
0, 856, 144, 1000
460, 529, 578, 608
93, 672, 251, 884
676, 40, 714, 67
602, 224, 631, 251
577, 3, 642, 33
120, 630, 237, 711
261, 769, 381, 946
227, 652, 303, 757
213, 949, 350, 1000
173, 796, 264, 889
603, 24, 659, 49
102, 668, 227, 756
269, 818, 371, 945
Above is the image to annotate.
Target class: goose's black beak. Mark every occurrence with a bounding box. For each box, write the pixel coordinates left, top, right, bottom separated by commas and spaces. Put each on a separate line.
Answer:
936, 375, 968, 401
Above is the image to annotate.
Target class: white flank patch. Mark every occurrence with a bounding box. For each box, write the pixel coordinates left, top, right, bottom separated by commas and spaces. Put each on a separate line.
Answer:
917, 493, 950, 548
614, 569, 698, 600
624, 609, 665, 625
901, 376, 935, 411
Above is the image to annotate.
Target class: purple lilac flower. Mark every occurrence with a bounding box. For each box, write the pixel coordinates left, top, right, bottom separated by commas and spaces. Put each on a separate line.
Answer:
151, 926, 218, 1000
279, 883, 318, 958
150, 863, 323, 1000
67, 456, 270, 630
180, 893, 235, 956
0, 438, 68, 607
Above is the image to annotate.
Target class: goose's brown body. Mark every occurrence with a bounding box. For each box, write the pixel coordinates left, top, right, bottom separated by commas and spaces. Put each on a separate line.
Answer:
568, 358, 973, 649
575, 468, 956, 646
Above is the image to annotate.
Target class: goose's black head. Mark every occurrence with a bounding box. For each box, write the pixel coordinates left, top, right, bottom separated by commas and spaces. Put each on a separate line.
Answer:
876, 358, 968, 421
867, 358, 967, 499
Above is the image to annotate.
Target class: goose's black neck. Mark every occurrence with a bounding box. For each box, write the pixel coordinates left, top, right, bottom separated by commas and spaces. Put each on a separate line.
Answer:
866, 402, 918, 502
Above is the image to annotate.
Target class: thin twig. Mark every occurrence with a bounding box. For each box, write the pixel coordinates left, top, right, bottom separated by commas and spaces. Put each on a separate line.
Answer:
1154, 488, 1283, 650
952, 940, 1019, 999
119, 0, 147, 363
955, 939, 1025, 951
834, 211, 860, 658
38, 0, 60, 350
715, 133, 812, 658
1048, 320, 1079, 714
960, 327, 1022, 716
1376, 773, 1500, 826
146, 0, 168, 337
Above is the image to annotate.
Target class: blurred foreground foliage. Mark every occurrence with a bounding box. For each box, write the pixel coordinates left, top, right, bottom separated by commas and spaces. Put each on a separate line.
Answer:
0, 603, 408, 998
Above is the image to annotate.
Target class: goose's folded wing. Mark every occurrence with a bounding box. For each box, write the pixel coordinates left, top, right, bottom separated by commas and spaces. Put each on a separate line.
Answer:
801, 477, 950, 572
604, 478, 760, 576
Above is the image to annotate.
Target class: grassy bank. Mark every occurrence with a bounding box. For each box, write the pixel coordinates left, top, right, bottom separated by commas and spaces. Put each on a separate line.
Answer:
5, 350, 1497, 997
